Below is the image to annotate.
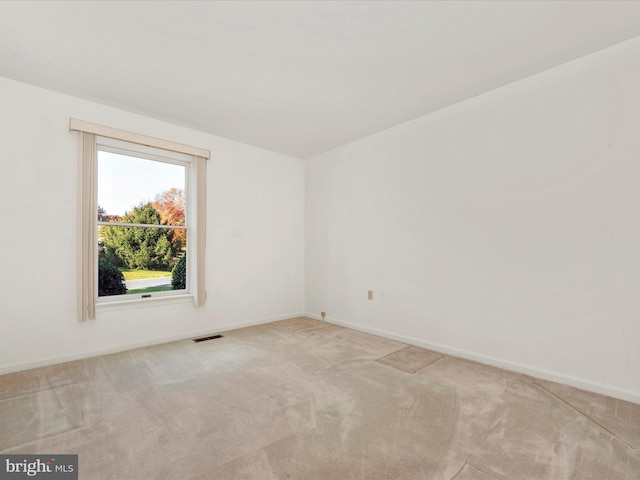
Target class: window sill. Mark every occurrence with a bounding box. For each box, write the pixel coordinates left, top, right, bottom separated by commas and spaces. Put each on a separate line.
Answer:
96, 293, 194, 313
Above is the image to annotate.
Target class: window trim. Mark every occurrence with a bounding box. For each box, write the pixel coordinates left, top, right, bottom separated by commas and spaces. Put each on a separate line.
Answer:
70, 119, 210, 158
70, 119, 209, 320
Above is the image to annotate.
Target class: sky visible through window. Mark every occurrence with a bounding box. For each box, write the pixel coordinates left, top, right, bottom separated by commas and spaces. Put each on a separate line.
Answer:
98, 151, 185, 217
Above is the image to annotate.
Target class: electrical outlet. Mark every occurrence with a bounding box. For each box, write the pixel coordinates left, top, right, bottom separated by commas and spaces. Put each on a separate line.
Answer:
320, 311, 326, 320
368, 290, 373, 300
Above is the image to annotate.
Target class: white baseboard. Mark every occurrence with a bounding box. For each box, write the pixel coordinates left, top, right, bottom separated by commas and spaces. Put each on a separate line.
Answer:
0, 312, 306, 376
306, 312, 640, 405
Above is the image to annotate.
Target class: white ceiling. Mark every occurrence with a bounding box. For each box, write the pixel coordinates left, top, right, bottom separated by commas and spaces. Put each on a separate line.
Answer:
1, 1, 640, 158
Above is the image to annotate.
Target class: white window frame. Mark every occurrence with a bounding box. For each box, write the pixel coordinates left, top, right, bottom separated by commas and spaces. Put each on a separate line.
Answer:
96, 137, 192, 303
70, 119, 209, 320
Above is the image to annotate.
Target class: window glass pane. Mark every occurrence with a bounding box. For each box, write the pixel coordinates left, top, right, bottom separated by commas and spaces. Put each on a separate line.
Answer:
97, 150, 185, 226
98, 226, 187, 297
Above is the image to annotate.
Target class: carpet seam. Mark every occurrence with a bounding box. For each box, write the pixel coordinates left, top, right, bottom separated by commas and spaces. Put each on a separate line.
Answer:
449, 461, 468, 479
532, 382, 638, 454
415, 353, 447, 373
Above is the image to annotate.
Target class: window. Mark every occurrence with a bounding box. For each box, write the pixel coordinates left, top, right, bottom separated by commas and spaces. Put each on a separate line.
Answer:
97, 138, 189, 301
71, 119, 209, 320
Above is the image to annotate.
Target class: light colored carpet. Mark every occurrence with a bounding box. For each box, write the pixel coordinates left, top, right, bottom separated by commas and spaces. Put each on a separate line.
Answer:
1, 317, 639, 479
377, 345, 444, 374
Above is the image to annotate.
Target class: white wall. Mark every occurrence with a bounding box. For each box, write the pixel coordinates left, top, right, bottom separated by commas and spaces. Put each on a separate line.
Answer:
306, 37, 640, 403
2, 38, 640, 404
0, 77, 305, 373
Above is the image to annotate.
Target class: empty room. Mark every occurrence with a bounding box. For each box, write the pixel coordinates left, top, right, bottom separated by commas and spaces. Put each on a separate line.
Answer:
1, 1, 639, 479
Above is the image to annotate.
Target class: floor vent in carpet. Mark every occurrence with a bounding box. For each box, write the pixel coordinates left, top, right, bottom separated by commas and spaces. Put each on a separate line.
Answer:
193, 334, 224, 343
